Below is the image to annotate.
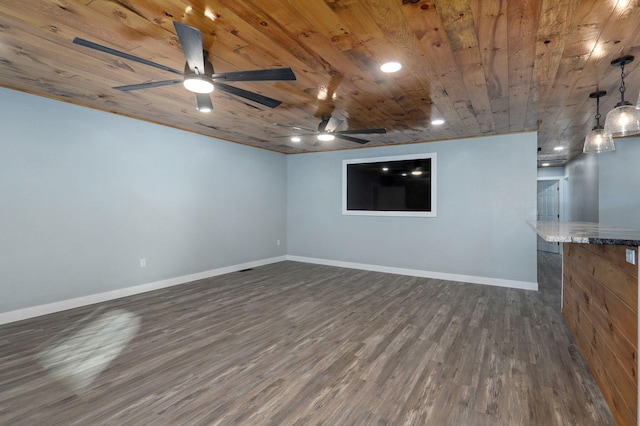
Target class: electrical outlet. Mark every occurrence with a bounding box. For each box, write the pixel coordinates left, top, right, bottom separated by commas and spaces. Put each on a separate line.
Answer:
625, 249, 636, 265
139, 258, 146, 268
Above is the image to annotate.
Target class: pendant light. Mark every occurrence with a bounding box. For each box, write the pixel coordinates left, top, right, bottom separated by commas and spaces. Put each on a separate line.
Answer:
604, 55, 640, 137
584, 90, 615, 153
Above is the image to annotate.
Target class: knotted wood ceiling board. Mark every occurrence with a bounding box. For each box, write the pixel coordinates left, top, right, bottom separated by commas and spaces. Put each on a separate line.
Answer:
0, 0, 639, 163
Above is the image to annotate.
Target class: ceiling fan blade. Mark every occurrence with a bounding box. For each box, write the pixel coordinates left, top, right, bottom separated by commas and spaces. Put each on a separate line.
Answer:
114, 80, 182, 91
335, 128, 387, 135
211, 68, 296, 82
273, 133, 318, 138
73, 37, 182, 75
325, 116, 344, 132
335, 134, 369, 144
196, 93, 213, 112
273, 123, 316, 133
215, 82, 282, 108
173, 21, 205, 73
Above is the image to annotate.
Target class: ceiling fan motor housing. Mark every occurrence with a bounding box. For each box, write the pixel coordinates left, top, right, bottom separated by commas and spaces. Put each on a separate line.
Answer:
182, 59, 215, 93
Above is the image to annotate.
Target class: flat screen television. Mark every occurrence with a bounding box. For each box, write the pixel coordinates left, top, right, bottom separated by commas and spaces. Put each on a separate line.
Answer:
342, 153, 437, 217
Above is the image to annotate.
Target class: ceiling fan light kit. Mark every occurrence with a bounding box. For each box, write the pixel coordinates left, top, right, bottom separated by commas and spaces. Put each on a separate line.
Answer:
604, 55, 640, 138
317, 133, 335, 141
584, 90, 615, 153
183, 74, 214, 94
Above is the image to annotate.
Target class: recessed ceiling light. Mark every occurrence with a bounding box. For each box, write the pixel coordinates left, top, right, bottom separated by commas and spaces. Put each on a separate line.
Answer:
615, 0, 632, 9
553, 146, 564, 151
431, 119, 445, 126
542, 163, 550, 167
317, 134, 335, 141
291, 137, 301, 142
380, 62, 402, 73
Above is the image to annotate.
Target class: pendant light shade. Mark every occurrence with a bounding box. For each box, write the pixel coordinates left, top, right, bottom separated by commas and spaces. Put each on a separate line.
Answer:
604, 55, 640, 137
584, 128, 615, 153
584, 91, 615, 153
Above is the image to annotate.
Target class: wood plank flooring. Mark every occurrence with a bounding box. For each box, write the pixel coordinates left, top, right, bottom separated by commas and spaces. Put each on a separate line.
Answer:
0, 252, 615, 425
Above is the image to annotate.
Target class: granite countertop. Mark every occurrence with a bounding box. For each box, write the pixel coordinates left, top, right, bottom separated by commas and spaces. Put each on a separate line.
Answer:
529, 221, 640, 246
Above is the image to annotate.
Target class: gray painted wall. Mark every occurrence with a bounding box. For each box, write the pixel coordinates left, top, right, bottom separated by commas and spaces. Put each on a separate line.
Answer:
565, 153, 599, 222
598, 137, 640, 229
0, 88, 287, 312
287, 133, 538, 283
537, 167, 564, 178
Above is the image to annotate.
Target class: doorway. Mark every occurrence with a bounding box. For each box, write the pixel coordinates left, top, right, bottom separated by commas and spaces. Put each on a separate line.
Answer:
537, 179, 560, 253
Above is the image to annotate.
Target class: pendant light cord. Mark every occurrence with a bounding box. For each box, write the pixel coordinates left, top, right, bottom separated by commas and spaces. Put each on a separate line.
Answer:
619, 62, 627, 104
595, 96, 601, 127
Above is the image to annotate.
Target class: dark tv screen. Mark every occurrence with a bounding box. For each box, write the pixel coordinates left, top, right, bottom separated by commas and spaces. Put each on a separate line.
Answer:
343, 154, 436, 216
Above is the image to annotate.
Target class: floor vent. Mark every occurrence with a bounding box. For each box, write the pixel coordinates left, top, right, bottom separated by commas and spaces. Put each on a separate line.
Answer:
238, 268, 254, 272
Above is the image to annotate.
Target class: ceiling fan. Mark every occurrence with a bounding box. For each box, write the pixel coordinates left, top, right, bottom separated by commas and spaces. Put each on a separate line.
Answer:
73, 21, 296, 111
274, 115, 387, 144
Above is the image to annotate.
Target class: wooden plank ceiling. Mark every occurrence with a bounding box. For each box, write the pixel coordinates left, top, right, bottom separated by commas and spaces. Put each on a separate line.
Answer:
1, 0, 639, 165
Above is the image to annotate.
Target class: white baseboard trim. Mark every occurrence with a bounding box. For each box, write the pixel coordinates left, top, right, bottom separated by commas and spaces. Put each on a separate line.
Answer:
0, 256, 286, 325
286, 255, 538, 291
1, 254, 538, 325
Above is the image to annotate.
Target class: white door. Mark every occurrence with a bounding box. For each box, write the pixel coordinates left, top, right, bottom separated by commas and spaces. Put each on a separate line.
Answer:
537, 180, 560, 253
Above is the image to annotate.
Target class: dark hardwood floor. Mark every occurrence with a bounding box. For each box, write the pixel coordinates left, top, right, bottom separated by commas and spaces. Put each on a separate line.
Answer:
0, 252, 615, 425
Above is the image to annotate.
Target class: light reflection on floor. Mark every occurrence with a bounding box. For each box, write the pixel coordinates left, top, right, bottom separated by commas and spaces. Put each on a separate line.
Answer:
37, 308, 141, 393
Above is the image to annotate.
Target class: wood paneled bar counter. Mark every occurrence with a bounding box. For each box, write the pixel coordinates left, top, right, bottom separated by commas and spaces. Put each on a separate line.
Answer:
531, 221, 640, 426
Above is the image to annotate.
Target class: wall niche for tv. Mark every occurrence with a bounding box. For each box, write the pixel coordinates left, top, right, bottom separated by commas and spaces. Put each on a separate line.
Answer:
342, 153, 437, 217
